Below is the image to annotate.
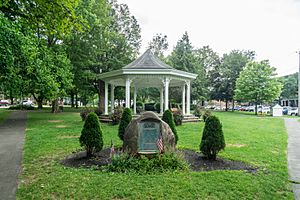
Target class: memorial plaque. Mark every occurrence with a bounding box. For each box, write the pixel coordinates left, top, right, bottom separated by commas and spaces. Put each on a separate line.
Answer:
138, 121, 160, 153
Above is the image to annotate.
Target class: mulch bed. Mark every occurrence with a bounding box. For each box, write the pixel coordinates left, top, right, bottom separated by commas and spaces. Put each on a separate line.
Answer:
61, 148, 257, 173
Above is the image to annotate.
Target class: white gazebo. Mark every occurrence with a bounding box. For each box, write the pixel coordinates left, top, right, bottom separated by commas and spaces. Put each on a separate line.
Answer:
97, 49, 197, 115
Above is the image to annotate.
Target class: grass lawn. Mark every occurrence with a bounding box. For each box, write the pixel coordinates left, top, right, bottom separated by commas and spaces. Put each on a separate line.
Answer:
17, 111, 293, 199
0, 108, 10, 123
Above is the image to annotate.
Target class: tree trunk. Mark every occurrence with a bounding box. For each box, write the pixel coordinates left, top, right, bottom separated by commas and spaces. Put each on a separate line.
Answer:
32, 93, 43, 109
37, 101, 43, 109
51, 99, 60, 113
75, 93, 78, 109
9, 89, 13, 105
232, 100, 235, 112
255, 102, 258, 115
98, 80, 105, 112
71, 90, 75, 108
225, 99, 228, 111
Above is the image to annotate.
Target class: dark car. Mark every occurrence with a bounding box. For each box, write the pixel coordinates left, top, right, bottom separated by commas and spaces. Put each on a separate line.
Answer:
282, 107, 289, 115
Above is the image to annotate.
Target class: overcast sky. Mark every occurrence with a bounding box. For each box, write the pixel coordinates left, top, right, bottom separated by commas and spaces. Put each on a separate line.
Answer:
118, 0, 300, 76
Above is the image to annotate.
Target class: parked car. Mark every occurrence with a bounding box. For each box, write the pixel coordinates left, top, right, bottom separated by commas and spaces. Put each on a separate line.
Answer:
0, 99, 9, 106
282, 107, 289, 115
257, 106, 270, 114
21, 100, 34, 106
288, 107, 298, 116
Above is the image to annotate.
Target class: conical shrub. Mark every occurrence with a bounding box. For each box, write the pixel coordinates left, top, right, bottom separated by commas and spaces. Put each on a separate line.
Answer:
118, 108, 132, 141
79, 112, 103, 157
162, 110, 178, 144
200, 115, 225, 160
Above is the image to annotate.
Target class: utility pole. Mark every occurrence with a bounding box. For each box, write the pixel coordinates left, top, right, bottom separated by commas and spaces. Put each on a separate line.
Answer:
298, 51, 300, 116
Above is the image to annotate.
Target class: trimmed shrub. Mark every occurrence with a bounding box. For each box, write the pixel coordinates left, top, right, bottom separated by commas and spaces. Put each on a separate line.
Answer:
80, 108, 102, 121
202, 109, 212, 122
172, 109, 183, 126
79, 112, 104, 157
200, 115, 225, 160
162, 110, 178, 144
110, 107, 123, 125
105, 153, 189, 173
118, 108, 132, 141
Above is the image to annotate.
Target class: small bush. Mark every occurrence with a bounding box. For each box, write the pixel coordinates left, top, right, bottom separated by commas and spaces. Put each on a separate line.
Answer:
162, 110, 178, 144
80, 108, 102, 121
110, 107, 123, 125
172, 109, 183, 126
200, 115, 225, 160
105, 153, 189, 173
194, 105, 204, 118
9, 105, 34, 110
202, 109, 212, 122
118, 108, 132, 141
79, 112, 104, 157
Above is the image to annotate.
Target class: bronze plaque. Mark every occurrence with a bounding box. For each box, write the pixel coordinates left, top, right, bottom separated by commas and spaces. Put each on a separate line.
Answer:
138, 121, 160, 153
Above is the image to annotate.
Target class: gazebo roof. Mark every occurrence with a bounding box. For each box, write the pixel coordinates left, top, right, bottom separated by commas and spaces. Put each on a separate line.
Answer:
97, 49, 197, 88
123, 49, 173, 69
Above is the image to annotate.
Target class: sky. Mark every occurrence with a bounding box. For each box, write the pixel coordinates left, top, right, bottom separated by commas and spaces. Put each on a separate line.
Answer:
118, 0, 300, 76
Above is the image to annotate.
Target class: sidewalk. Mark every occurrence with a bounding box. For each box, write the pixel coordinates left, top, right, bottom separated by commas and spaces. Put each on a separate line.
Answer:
284, 118, 300, 200
0, 111, 27, 200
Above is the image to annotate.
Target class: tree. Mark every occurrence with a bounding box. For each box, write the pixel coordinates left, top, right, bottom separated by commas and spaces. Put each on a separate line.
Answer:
200, 115, 225, 160
118, 108, 132, 141
162, 110, 178, 144
280, 72, 298, 100
209, 50, 255, 110
80, 112, 104, 157
148, 33, 168, 58
235, 61, 282, 115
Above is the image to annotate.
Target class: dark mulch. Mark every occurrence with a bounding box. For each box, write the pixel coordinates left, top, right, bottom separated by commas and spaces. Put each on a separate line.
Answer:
61, 148, 257, 172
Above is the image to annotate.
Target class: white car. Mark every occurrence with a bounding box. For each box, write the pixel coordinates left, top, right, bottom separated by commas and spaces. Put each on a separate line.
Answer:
22, 100, 34, 106
288, 107, 298, 116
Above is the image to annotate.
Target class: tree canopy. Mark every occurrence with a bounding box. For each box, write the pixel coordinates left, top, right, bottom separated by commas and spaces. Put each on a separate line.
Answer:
235, 61, 282, 114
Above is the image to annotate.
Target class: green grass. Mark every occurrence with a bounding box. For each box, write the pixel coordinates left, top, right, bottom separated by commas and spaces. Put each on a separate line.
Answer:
17, 111, 293, 199
0, 108, 11, 123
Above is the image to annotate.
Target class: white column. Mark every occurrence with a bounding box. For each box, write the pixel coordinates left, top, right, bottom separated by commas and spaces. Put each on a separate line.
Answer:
186, 80, 191, 115
125, 78, 131, 108
182, 84, 186, 115
160, 87, 164, 114
133, 87, 137, 114
111, 84, 115, 113
164, 77, 170, 111
104, 82, 108, 115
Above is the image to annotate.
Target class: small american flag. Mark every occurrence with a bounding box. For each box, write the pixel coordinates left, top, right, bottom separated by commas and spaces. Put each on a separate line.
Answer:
156, 135, 164, 153
110, 140, 115, 158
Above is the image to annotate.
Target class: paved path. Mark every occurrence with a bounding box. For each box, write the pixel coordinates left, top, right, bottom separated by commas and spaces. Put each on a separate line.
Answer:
0, 111, 27, 200
285, 118, 300, 200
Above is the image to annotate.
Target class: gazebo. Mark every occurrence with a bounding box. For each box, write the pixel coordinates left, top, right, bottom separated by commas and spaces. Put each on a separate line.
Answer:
97, 49, 197, 115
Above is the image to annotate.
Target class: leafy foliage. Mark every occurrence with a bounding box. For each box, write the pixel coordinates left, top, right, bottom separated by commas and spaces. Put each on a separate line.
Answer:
280, 72, 298, 99
172, 109, 183, 126
200, 115, 225, 160
162, 110, 178, 144
118, 108, 132, 141
202, 109, 212, 122
148, 33, 168, 58
79, 112, 103, 157
110, 107, 123, 125
105, 153, 189, 173
235, 61, 282, 115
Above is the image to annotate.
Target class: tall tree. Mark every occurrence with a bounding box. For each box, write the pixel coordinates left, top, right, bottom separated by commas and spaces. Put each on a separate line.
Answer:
235, 61, 282, 115
148, 33, 168, 58
280, 72, 298, 100
67, 0, 141, 112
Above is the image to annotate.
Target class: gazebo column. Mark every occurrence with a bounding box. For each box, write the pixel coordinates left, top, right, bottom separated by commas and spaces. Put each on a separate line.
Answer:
104, 82, 108, 115
111, 84, 115, 113
133, 87, 137, 114
182, 84, 186, 115
186, 80, 191, 115
164, 77, 170, 111
160, 87, 164, 114
125, 77, 131, 108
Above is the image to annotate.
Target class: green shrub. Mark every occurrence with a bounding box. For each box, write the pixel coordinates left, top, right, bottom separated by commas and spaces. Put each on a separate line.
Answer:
162, 110, 178, 144
80, 108, 102, 121
172, 109, 183, 126
79, 112, 104, 157
193, 105, 204, 118
8, 105, 34, 110
105, 153, 189, 173
202, 109, 212, 122
200, 115, 225, 160
118, 108, 132, 141
110, 107, 123, 125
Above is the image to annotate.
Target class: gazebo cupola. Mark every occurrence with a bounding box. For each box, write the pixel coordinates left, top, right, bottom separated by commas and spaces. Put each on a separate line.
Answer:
97, 49, 197, 115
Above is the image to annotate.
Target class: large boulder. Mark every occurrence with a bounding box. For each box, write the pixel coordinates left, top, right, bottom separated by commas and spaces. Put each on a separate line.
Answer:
123, 111, 176, 155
